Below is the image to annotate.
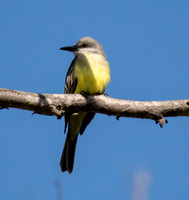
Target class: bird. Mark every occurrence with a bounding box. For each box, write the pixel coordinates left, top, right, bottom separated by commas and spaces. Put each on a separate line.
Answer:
59, 36, 111, 173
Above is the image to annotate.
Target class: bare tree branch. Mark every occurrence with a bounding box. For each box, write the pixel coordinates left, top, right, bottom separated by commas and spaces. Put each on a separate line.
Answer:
0, 88, 189, 127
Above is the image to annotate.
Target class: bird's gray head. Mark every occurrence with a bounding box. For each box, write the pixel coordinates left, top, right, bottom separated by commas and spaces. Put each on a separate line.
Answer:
60, 36, 106, 57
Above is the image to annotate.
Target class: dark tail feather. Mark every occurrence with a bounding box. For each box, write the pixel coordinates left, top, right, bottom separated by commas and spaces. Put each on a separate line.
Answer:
60, 133, 78, 173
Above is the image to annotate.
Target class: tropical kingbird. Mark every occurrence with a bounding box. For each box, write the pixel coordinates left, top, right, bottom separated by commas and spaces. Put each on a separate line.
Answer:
60, 36, 110, 173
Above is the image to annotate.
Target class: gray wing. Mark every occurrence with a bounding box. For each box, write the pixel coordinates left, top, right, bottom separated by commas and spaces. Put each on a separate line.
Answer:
63, 55, 95, 135
80, 112, 95, 135
64, 56, 78, 133
64, 56, 78, 94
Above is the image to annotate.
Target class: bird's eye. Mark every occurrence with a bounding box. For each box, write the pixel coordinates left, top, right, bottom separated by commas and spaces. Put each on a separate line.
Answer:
82, 43, 87, 47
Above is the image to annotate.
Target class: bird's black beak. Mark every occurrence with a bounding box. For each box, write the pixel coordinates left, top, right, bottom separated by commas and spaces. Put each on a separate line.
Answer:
60, 45, 77, 52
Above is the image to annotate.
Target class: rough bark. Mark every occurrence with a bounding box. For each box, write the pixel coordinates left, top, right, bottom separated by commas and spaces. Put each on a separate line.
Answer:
0, 88, 189, 127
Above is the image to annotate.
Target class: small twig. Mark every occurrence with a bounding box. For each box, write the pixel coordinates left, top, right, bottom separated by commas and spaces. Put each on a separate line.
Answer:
156, 118, 168, 128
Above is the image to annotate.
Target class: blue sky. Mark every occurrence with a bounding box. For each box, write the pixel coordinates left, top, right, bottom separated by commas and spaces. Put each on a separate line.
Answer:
1, 0, 189, 199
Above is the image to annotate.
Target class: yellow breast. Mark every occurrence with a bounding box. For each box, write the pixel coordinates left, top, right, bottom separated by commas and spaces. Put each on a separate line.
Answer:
74, 53, 110, 94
